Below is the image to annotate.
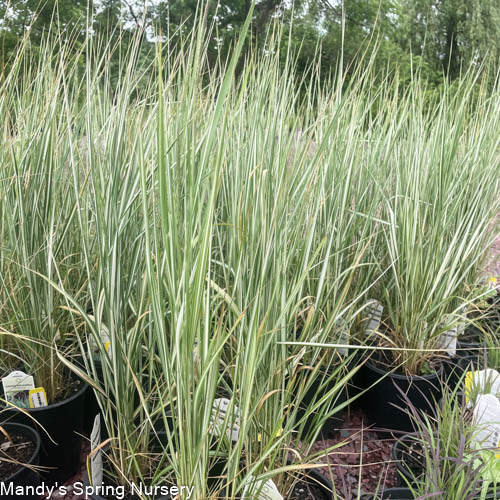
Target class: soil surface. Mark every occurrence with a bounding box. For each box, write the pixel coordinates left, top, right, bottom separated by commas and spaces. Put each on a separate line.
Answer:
0, 430, 36, 479
310, 408, 399, 498
55, 380, 84, 407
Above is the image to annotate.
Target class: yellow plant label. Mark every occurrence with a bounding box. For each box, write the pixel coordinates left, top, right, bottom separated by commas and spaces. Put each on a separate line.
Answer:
29, 387, 47, 408
465, 371, 474, 405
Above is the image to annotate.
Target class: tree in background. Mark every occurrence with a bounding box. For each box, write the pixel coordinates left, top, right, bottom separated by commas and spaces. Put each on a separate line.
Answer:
1, 1, 89, 67
395, 0, 500, 80
1, 1, 499, 89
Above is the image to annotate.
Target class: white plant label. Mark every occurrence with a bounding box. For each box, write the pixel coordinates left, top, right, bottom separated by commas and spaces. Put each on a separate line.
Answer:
210, 398, 240, 442
88, 315, 112, 359
436, 315, 457, 357
1, 371, 35, 408
364, 299, 383, 337
28, 387, 48, 408
336, 318, 349, 357
242, 476, 283, 500
457, 306, 467, 337
472, 394, 500, 458
90, 414, 103, 486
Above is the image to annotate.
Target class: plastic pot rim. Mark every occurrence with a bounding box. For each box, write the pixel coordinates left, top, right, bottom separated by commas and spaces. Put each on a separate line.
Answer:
392, 431, 426, 483
1, 379, 88, 414
364, 487, 415, 499
392, 433, 498, 500
0, 421, 41, 483
365, 357, 444, 381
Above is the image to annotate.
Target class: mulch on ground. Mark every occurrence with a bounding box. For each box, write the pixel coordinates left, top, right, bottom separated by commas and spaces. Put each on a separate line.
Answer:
310, 408, 399, 499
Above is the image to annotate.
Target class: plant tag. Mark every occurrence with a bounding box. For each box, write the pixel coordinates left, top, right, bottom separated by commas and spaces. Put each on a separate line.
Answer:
1, 371, 35, 408
88, 316, 112, 359
242, 476, 283, 500
210, 398, 240, 442
472, 394, 500, 458
364, 300, 383, 337
28, 387, 47, 408
336, 318, 349, 357
90, 414, 103, 486
436, 329, 457, 356
436, 316, 457, 357
456, 306, 467, 337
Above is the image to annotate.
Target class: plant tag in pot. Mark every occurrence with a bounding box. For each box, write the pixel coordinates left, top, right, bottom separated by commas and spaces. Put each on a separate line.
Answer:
364, 300, 383, 337
336, 318, 349, 357
242, 476, 283, 500
1, 371, 35, 408
88, 316, 112, 359
472, 394, 500, 458
457, 306, 467, 337
28, 387, 47, 408
210, 398, 240, 442
89, 414, 103, 486
436, 316, 457, 357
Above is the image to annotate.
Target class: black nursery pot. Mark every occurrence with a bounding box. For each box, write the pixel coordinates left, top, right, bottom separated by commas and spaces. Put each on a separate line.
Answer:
78, 356, 104, 435
440, 355, 463, 389
294, 368, 348, 440
456, 326, 487, 360
364, 488, 415, 499
292, 350, 362, 440
363, 358, 443, 434
293, 468, 334, 500
392, 433, 425, 487
393, 432, 498, 500
442, 353, 491, 391
441, 352, 487, 390
0, 422, 41, 500
1, 379, 87, 485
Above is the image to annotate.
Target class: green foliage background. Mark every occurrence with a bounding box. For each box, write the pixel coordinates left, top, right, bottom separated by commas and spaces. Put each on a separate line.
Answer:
1, 1, 499, 92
